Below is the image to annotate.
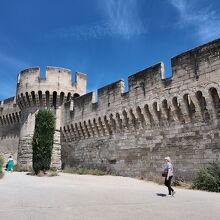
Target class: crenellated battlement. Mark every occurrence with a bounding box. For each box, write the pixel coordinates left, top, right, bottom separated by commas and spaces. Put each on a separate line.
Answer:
0, 97, 20, 120
19, 67, 40, 79
128, 62, 165, 91
0, 97, 16, 107
62, 78, 220, 137
60, 38, 220, 129
171, 37, 220, 82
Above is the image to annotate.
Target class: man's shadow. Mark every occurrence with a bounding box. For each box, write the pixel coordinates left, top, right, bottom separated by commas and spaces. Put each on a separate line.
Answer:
156, 193, 167, 197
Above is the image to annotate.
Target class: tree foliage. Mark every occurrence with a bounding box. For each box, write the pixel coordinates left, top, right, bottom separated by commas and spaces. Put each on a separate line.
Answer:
32, 109, 55, 174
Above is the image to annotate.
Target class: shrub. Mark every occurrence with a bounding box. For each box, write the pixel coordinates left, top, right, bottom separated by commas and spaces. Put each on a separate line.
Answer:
193, 163, 220, 192
0, 155, 4, 171
49, 171, 59, 177
32, 109, 55, 174
0, 155, 4, 178
49, 167, 57, 172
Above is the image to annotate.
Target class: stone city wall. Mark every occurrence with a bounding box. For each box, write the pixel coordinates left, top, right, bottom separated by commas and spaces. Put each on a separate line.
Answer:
61, 39, 220, 181
0, 97, 21, 163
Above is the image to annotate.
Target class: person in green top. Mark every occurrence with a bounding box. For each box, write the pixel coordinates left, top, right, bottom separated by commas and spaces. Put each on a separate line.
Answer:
7, 156, 14, 171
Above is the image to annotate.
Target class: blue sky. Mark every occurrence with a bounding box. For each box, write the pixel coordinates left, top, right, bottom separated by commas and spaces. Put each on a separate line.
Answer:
0, 0, 220, 100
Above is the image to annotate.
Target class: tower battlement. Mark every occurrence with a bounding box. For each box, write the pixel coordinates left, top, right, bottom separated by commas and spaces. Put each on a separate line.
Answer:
17, 66, 86, 95
16, 66, 87, 110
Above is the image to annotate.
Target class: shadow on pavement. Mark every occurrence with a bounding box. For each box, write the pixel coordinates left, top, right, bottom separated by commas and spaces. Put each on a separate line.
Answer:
156, 193, 167, 197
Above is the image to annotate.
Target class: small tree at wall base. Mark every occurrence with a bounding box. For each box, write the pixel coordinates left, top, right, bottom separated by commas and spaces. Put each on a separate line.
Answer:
32, 109, 55, 175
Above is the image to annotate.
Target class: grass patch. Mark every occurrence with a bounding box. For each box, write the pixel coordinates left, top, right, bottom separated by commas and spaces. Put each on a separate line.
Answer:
13, 165, 58, 177
49, 171, 59, 177
63, 166, 108, 176
36, 170, 59, 177
26, 170, 59, 177
141, 173, 192, 189
173, 176, 192, 189
13, 164, 33, 172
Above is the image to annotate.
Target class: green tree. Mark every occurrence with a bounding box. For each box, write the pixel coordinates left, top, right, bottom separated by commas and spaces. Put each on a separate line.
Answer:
32, 109, 55, 174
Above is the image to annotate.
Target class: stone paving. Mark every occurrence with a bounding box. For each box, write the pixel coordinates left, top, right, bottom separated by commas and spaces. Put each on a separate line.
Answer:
0, 172, 219, 220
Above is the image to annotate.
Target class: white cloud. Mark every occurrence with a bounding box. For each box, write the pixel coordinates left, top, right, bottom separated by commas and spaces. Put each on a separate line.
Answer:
104, 0, 147, 39
169, 0, 220, 42
49, 0, 147, 40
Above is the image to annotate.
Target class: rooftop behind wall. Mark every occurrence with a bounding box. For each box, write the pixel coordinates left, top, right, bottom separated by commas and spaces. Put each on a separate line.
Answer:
2, 97, 15, 105
0, 97, 16, 108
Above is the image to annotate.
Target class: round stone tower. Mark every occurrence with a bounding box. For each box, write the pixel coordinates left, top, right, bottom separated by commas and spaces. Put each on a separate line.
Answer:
16, 66, 87, 169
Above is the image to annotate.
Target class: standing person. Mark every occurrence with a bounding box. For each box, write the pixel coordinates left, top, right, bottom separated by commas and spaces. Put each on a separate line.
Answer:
163, 157, 175, 196
7, 156, 14, 172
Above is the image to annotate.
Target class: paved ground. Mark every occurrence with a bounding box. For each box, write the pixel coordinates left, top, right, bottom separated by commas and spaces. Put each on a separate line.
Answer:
0, 172, 219, 220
